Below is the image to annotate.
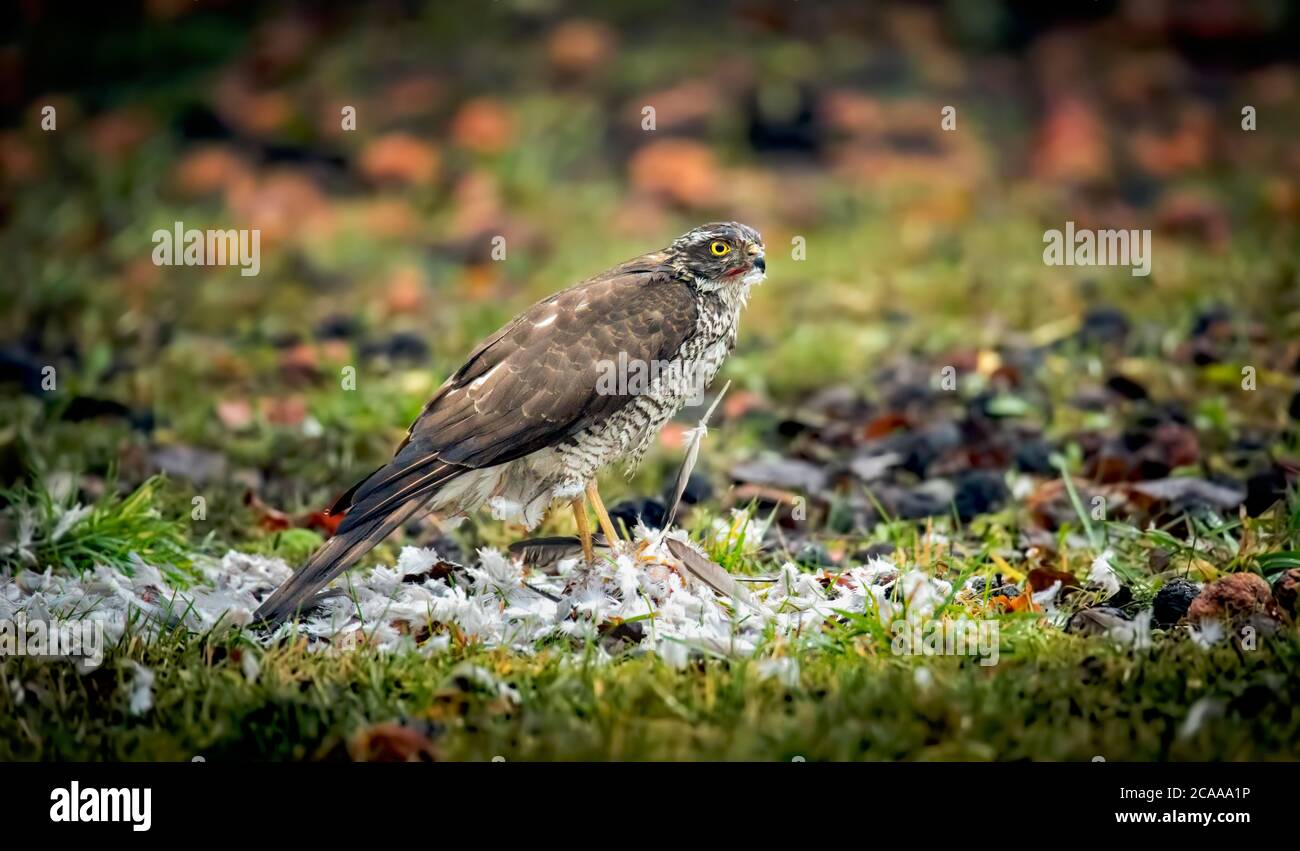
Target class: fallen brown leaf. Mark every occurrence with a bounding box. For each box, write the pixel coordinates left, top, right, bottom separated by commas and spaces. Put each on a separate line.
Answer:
348, 722, 440, 762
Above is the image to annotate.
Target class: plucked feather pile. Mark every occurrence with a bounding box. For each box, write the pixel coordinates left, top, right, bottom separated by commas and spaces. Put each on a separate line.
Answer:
2, 518, 963, 667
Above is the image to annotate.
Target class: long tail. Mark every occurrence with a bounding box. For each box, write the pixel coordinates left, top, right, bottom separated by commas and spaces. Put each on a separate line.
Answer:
253, 497, 427, 626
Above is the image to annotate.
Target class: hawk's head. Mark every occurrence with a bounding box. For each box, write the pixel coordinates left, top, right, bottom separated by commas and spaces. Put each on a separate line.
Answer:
668, 222, 766, 290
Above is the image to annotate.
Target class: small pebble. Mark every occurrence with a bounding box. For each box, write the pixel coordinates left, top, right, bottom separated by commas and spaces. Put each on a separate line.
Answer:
1152, 578, 1200, 627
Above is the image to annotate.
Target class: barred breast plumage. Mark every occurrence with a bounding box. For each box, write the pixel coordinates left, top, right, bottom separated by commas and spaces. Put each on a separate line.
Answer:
452, 279, 754, 530
557, 284, 749, 483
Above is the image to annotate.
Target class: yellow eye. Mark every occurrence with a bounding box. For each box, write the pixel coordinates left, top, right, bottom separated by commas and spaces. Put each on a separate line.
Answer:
709, 240, 730, 256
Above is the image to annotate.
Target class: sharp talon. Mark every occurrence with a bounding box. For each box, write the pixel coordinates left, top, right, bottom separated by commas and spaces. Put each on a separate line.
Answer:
572, 497, 595, 563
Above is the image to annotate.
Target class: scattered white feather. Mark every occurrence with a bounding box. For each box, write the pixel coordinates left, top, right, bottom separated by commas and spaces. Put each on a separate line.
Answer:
0, 525, 1190, 667
51, 504, 93, 542
756, 657, 800, 688
1103, 609, 1153, 649
240, 649, 261, 684
122, 661, 154, 716
396, 546, 443, 579
1087, 550, 1121, 597
709, 509, 769, 553
1190, 616, 1226, 648
1177, 696, 1225, 739
1032, 580, 1070, 628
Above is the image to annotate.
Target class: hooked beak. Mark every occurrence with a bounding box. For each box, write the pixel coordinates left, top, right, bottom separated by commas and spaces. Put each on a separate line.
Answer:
745, 241, 766, 281
733, 242, 759, 285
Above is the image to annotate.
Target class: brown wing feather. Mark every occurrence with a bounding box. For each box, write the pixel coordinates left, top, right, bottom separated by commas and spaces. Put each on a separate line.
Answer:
336, 255, 696, 533
257, 253, 699, 625
422, 258, 695, 465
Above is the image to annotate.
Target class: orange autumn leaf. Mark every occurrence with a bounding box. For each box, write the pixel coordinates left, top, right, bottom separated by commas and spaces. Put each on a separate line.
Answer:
546, 19, 617, 75
1005, 589, 1041, 613
451, 98, 514, 154
864, 412, 911, 439
628, 139, 720, 209
172, 145, 249, 197
358, 133, 440, 186
303, 509, 345, 537
1027, 565, 1078, 594
348, 722, 440, 762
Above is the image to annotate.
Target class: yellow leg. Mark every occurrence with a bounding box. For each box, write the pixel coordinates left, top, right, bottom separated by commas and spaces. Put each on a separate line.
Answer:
586, 480, 621, 546
572, 497, 594, 563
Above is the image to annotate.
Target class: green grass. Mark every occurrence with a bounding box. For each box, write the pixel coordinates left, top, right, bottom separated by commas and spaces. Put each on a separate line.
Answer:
0, 475, 196, 584
2, 624, 1297, 761
3, 399, 1298, 761
2, 488, 1296, 762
